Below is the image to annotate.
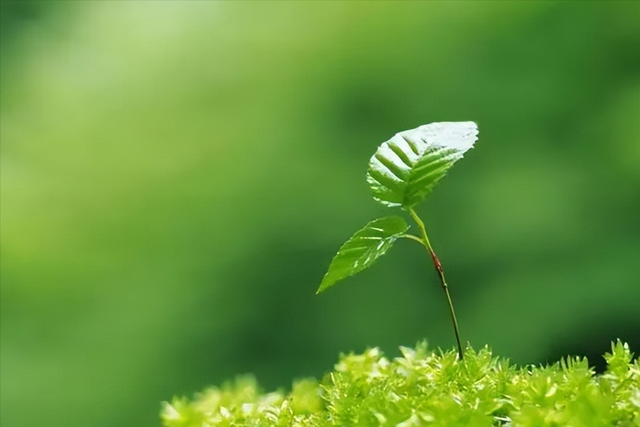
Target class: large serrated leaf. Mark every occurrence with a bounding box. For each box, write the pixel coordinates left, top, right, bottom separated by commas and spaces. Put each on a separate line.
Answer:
317, 216, 409, 293
367, 122, 478, 208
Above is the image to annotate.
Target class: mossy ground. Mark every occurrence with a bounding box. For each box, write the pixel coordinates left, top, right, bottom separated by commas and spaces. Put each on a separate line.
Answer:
162, 342, 639, 427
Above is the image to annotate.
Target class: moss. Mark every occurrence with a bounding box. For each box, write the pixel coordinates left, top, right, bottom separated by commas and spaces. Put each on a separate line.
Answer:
161, 341, 639, 427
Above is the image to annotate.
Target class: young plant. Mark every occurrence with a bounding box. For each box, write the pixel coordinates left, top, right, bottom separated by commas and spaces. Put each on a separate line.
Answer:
316, 121, 479, 359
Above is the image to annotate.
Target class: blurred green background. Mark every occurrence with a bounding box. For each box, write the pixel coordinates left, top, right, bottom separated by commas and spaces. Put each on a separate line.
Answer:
1, 1, 639, 426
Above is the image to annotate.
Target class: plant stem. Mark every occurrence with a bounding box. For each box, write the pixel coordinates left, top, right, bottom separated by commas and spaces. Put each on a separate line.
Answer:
399, 234, 424, 245
408, 208, 464, 360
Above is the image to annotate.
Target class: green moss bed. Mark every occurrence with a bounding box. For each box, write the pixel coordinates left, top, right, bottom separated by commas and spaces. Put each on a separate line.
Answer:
161, 341, 639, 427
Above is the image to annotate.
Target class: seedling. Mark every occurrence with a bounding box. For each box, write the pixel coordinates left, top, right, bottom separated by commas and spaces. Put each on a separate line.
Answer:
316, 121, 479, 360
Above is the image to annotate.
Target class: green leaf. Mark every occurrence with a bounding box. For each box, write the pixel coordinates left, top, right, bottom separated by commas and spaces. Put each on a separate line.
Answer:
367, 122, 478, 208
316, 216, 409, 293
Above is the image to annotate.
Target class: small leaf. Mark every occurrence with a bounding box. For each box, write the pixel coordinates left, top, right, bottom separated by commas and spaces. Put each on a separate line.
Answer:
367, 121, 478, 208
317, 216, 409, 293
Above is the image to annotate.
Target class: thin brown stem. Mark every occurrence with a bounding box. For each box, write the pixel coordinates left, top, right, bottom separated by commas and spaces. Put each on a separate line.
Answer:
408, 208, 464, 360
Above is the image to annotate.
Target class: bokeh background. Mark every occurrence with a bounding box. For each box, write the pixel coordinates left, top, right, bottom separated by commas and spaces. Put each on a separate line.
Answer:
2, 1, 639, 427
